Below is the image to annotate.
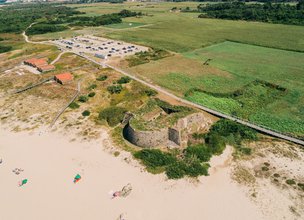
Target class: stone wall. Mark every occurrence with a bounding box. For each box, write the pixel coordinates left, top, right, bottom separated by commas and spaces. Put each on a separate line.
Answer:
123, 112, 212, 148
123, 124, 168, 148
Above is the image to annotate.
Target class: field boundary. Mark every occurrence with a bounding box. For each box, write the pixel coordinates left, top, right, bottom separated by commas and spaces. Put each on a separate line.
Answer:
225, 40, 304, 53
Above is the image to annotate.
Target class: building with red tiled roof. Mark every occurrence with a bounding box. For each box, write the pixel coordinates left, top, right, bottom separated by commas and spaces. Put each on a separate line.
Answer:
24, 58, 48, 68
37, 64, 55, 73
54, 73, 73, 85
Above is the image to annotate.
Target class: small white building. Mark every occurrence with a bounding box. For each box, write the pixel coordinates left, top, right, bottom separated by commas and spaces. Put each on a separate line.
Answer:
95, 53, 107, 59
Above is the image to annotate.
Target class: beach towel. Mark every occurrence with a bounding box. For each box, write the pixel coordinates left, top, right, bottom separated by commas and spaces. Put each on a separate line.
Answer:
19, 179, 28, 187
74, 174, 81, 183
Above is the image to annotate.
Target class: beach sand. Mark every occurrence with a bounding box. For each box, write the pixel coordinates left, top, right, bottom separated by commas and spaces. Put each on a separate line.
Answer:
0, 128, 264, 220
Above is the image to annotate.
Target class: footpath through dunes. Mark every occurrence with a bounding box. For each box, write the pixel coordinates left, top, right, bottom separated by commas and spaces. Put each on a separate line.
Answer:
0, 129, 265, 220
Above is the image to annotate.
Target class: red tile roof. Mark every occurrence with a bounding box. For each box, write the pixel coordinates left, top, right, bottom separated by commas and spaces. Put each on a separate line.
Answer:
25, 58, 48, 67
55, 73, 73, 82
37, 65, 55, 72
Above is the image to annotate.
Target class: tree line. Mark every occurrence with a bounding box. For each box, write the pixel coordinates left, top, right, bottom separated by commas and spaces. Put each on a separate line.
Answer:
197, 1, 304, 25
0, 4, 142, 35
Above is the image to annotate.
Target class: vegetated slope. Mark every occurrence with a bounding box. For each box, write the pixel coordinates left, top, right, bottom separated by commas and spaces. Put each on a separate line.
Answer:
183, 41, 304, 137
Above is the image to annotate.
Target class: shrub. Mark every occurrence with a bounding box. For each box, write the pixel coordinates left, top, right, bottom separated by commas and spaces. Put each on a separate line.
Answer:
205, 133, 226, 154
68, 102, 80, 109
98, 106, 127, 126
209, 119, 257, 141
165, 161, 186, 179
107, 85, 123, 94
298, 183, 304, 191
0, 45, 12, 54
286, 179, 296, 185
88, 92, 96, 97
82, 110, 90, 117
192, 133, 205, 140
144, 89, 158, 97
78, 95, 88, 103
88, 84, 97, 90
117, 76, 131, 84
184, 145, 212, 162
134, 149, 176, 169
184, 161, 209, 177
239, 147, 252, 155
96, 75, 108, 81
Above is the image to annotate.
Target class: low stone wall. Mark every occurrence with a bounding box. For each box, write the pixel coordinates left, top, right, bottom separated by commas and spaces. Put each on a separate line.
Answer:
123, 112, 212, 148
123, 124, 168, 148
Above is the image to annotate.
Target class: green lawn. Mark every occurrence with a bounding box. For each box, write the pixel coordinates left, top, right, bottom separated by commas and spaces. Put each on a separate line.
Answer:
105, 22, 145, 29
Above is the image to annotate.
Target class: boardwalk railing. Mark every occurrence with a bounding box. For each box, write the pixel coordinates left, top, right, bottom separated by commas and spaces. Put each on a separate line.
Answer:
14, 77, 54, 94
49, 81, 81, 128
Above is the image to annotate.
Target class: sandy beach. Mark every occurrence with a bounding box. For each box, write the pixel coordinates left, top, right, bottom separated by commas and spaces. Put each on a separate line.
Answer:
0, 127, 265, 220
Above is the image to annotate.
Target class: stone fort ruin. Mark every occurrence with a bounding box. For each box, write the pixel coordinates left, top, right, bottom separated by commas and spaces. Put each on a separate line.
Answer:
123, 99, 212, 148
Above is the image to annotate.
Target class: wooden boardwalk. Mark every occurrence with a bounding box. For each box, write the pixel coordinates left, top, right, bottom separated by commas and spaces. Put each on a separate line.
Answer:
14, 77, 54, 94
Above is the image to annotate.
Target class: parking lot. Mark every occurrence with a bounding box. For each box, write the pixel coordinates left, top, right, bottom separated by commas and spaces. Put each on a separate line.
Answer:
52, 35, 149, 60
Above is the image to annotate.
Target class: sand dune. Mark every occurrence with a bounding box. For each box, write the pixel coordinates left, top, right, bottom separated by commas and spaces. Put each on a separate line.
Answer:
0, 128, 264, 220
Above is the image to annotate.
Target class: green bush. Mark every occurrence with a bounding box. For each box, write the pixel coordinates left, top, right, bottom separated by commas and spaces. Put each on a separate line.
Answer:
234, 146, 252, 155
96, 75, 108, 81
117, 76, 131, 84
210, 119, 257, 141
144, 89, 158, 97
134, 149, 176, 169
165, 161, 186, 179
107, 85, 123, 94
205, 133, 226, 154
184, 145, 212, 162
184, 161, 209, 177
298, 183, 304, 191
78, 95, 89, 103
82, 110, 90, 117
98, 106, 127, 126
286, 179, 296, 185
88, 92, 96, 97
192, 133, 205, 140
87, 84, 97, 90
68, 102, 80, 109
0, 45, 12, 54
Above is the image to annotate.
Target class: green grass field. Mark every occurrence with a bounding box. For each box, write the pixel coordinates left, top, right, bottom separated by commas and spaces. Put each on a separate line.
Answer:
183, 42, 304, 137
105, 22, 145, 29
